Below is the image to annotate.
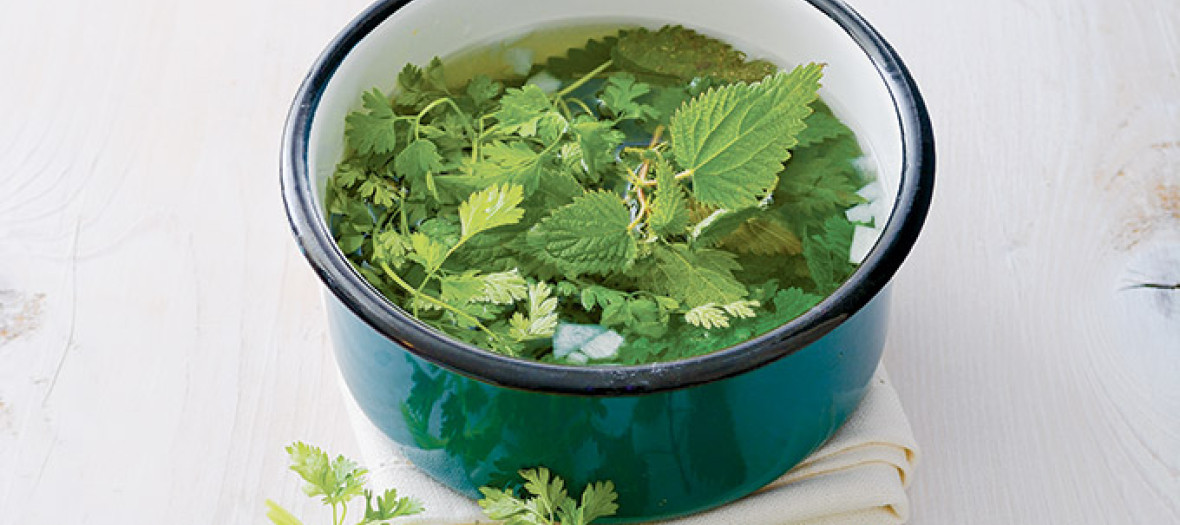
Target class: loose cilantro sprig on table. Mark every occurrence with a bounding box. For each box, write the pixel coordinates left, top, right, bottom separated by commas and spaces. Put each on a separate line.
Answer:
327, 25, 870, 363
267, 443, 619, 525
266, 442, 424, 525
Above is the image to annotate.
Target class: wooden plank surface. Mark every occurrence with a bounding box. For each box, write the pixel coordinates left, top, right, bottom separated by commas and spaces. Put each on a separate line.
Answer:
0, 0, 1177, 523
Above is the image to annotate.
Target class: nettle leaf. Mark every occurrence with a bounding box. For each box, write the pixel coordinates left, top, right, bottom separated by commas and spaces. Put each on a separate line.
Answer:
796, 100, 852, 148
345, 88, 399, 155
648, 159, 690, 236
803, 215, 856, 293
720, 217, 803, 255
613, 25, 777, 83
772, 287, 822, 321
545, 34, 619, 78
526, 191, 638, 276
646, 243, 746, 308
670, 64, 824, 209
458, 184, 526, 240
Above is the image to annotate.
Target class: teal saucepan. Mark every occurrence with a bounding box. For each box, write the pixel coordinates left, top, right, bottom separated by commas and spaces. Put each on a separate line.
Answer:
281, 0, 934, 520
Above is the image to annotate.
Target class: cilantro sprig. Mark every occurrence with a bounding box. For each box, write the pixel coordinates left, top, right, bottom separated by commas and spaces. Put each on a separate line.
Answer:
327, 25, 871, 364
267, 443, 619, 525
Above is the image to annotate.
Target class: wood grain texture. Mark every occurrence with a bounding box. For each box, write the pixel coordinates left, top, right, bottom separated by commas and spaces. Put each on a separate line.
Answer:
0, 0, 1176, 524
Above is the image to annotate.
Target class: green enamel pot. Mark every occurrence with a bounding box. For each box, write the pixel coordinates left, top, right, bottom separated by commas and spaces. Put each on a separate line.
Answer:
281, 0, 934, 521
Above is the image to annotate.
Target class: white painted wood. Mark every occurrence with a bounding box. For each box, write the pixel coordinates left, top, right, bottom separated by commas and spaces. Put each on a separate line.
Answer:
0, 0, 1176, 524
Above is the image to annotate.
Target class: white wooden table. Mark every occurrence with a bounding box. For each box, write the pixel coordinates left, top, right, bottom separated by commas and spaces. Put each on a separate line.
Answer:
1, 0, 1177, 523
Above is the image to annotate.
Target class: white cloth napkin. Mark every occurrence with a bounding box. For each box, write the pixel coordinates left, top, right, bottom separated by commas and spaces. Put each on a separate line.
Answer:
345, 365, 919, 525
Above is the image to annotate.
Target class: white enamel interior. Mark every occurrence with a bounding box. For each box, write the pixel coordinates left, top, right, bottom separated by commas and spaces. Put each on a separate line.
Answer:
308, 0, 903, 253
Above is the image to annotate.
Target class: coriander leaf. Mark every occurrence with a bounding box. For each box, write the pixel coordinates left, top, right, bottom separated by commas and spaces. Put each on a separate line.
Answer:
646, 243, 746, 308
526, 191, 638, 276
578, 481, 619, 524
346, 89, 399, 155
520, 468, 570, 518
685, 303, 729, 329
372, 230, 412, 268
493, 84, 560, 137
364, 487, 424, 521
599, 73, 656, 121
476, 269, 529, 304
648, 159, 690, 236
509, 282, 559, 340
477, 487, 532, 521
395, 139, 444, 197
458, 184, 526, 240
467, 74, 504, 110
264, 500, 304, 525
670, 64, 824, 209
480, 141, 551, 195
439, 271, 486, 304
285, 442, 368, 505
613, 25, 777, 83
408, 232, 447, 273
571, 119, 625, 177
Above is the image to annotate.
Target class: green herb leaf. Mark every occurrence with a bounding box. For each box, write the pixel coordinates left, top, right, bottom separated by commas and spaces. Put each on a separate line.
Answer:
670, 64, 824, 209
648, 159, 690, 236
646, 243, 746, 308
264, 500, 304, 525
546, 34, 620, 78
345, 89, 399, 155
458, 184, 526, 240
527, 191, 638, 276
599, 73, 657, 120
613, 25, 777, 82
493, 84, 559, 137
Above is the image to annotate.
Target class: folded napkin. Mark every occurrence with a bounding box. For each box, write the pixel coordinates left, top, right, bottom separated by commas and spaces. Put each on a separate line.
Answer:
345, 365, 919, 525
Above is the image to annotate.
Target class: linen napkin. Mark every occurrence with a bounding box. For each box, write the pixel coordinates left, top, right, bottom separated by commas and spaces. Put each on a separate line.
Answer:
344, 365, 919, 525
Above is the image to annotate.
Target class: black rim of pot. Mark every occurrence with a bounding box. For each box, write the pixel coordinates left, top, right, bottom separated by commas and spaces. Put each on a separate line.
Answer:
281, 0, 935, 395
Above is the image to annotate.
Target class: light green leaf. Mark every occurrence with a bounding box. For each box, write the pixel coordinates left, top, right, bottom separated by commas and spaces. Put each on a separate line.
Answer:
409, 232, 447, 273
670, 64, 824, 209
509, 282, 559, 340
439, 271, 486, 304
395, 139, 444, 194
492, 84, 560, 137
578, 481, 619, 524
477, 269, 529, 304
646, 243, 746, 308
648, 159, 690, 236
684, 303, 729, 329
458, 184, 526, 240
526, 191, 638, 276
264, 500, 304, 525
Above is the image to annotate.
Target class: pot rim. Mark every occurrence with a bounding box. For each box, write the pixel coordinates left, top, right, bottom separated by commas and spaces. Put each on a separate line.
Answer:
281, 0, 935, 395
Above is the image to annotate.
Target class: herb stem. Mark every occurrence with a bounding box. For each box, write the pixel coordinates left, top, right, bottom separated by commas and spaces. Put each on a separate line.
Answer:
380, 263, 500, 342
674, 169, 693, 180
554, 60, 614, 98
